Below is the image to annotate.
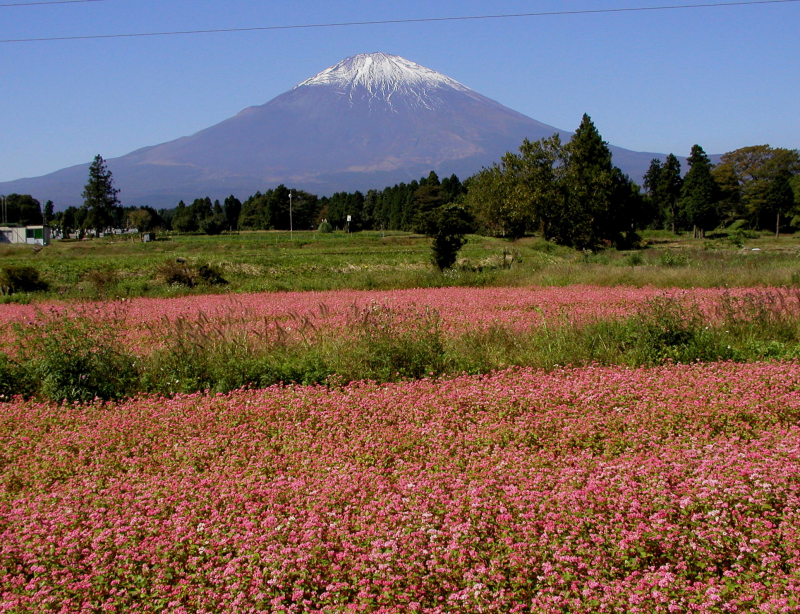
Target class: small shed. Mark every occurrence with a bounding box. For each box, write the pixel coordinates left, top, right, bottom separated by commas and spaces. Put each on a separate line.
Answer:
0, 225, 51, 246
142, 232, 156, 243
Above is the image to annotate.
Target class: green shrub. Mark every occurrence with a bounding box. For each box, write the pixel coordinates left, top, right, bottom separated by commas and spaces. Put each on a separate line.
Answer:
157, 260, 227, 287
623, 296, 731, 364
0, 352, 35, 400
0, 265, 48, 294
623, 252, 644, 267
348, 304, 446, 381
16, 309, 139, 403
83, 266, 119, 293
658, 252, 689, 267
317, 220, 333, 233
200, 217, 225, 236
196, 262, 228, 286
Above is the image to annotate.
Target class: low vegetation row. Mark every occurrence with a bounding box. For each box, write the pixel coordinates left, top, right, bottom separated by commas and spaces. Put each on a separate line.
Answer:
2, 289, 799, 403
2, 228, 800, 303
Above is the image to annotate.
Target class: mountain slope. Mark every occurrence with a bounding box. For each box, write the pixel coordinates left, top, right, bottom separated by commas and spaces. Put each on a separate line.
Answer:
1, 53, 672, 209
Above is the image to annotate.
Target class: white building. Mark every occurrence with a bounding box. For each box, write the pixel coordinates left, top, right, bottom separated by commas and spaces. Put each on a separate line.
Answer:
0, 225, 51, 246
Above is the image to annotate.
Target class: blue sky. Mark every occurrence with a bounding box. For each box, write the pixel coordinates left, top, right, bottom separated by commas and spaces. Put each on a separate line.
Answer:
1, 0, 798, 183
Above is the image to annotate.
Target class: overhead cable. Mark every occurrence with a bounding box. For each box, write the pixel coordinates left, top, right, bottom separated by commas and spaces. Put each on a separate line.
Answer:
0, 0, 108, 8
1, 0, 798, 43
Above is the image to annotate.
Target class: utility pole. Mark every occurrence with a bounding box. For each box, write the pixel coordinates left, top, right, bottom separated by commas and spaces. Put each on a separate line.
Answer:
288, 192, 293, 241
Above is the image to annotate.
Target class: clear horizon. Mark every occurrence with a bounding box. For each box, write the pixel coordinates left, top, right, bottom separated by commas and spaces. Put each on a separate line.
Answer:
1, 0, 798, 184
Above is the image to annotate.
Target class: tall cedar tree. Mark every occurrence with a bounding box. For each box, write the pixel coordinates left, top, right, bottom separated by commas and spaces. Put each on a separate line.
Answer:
642, 159, 664, 226
660, 154, 683, 232
563, 114, 615, 249
223, 195, 242, 230
680, 145, 718, 238
81, 155, 121, 234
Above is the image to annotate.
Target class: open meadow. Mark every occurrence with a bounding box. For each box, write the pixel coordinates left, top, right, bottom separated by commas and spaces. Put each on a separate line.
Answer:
1, 230, 800, 300
2, 230, 800, 611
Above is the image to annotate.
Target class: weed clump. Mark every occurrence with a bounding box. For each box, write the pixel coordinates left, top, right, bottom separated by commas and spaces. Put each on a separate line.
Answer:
0, 265, 48, 295
157, 260, 228, 287
15, 307, 139, 403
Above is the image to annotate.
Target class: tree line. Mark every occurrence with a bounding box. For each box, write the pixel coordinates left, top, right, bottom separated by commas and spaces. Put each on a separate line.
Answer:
7, 124, 800, 252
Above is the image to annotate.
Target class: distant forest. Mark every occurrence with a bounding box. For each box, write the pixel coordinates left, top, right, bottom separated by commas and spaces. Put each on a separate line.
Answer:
7, 115, 800, 250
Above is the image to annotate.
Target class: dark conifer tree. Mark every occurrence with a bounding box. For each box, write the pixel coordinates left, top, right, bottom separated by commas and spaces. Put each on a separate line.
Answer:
563, 114, 615, 249
81, 155, 121, 234
680, 145, 719, 238
223, 195, 242, 230
660, 154, 684, 232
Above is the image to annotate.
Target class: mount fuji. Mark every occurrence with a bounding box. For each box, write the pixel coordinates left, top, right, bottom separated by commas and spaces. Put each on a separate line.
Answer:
1, 53, 669, 209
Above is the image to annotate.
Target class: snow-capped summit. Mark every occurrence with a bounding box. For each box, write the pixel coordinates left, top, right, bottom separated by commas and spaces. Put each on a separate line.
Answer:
0, 52, 668, 207
296, 53, 471, 110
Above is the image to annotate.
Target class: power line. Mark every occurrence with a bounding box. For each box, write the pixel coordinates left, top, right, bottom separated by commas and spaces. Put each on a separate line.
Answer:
0, 0, 797, 43
0, 0, 108, 7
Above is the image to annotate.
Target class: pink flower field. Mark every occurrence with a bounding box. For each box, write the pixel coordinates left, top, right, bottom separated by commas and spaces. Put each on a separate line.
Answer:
2, 285, 798, 352
2, 361, 800, 612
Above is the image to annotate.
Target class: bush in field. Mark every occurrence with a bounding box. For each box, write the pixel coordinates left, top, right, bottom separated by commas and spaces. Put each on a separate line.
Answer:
157, 260, 227, 287
83, 266, 119, 293
195, 262, 227, 286
16, 309, 139, 403
0, 352, 34, 400
419, 204, 473, 271
0, 265, 48, 294
199, 216, 225, 236
350, 303, 447, 380
317, 219, 333, 233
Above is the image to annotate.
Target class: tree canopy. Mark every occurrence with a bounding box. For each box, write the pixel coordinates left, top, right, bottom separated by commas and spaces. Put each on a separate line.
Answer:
81, 155, 122, 233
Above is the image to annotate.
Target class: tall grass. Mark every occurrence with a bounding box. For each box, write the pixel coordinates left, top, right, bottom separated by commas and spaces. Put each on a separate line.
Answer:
2, 290, 799, 403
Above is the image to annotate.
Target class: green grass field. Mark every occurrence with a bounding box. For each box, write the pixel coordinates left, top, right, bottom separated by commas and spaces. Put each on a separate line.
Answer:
1, 228, 799, 302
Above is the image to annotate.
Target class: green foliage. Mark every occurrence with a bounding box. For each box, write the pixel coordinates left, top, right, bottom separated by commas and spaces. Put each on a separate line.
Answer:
463, 164, 524, 238
223, 195, 242, 230
171, 201, 199, 232
0, 352, 35, 400
714, 145, 800, 229
2, 194, 43, 225
465, 115, 643, 249
4, 288, 800, 401
626, 296, 726, 364
126, 206, 164, 232
420, 204, 473, 270
16, 310, 139, 403
680, 145, 719, 236
81, 155, 122, 233
157, 260, 227, 287
350, 304, 447, 381
643, 155, 683, 230
766, 172, 796, 235
200, 216, 226, 236
0, 265, 48, 294
657, 252, 690, 267
317, 220, 333, 233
